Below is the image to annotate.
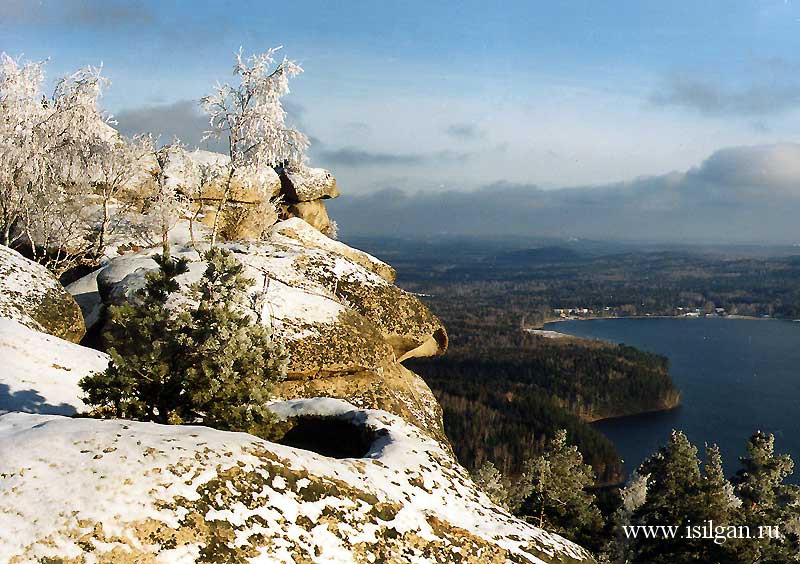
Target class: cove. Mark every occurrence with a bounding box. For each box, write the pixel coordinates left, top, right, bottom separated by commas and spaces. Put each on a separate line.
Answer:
545, 317, 800, 482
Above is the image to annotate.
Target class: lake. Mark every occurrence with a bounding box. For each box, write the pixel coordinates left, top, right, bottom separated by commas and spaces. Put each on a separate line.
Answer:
544, 317, 800, 482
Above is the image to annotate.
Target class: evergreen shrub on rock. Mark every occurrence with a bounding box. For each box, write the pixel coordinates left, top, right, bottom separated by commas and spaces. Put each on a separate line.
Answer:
80, 247, 287, 438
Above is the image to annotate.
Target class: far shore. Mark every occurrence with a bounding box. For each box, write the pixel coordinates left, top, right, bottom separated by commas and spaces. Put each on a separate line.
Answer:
531, 313, 785, 332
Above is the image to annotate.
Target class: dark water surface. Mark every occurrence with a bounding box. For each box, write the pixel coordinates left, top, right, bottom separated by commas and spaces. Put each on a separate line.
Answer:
544, 318, 800, 481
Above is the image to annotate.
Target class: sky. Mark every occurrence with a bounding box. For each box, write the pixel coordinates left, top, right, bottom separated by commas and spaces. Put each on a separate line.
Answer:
3, 0, 800, 243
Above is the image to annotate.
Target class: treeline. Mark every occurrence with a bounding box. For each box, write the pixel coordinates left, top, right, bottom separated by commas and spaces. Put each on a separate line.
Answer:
475, 427, 800, 561
350, 237, 800, 321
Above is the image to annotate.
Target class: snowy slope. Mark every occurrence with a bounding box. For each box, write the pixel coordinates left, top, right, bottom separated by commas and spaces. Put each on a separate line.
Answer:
0, 399, 595, 563
0, 319, 108, 415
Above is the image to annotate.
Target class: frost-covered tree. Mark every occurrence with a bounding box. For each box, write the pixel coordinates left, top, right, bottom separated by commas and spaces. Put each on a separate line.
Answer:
201, 46, 308, 246
0, 53, 135, 273
731, 431, 800, 562
88, 133, 156, 256
703, 444, 740, 522
0, 54, 45, 248
609, 472, 649, 564
472, 460, 516, 510
144, 144, 190, 255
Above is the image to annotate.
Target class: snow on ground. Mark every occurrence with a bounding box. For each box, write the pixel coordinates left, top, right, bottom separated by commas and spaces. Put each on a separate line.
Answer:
269, 218, 395, 282
0, 319, 108, 415
0, 398, 593, 563
526, 329, 570, 339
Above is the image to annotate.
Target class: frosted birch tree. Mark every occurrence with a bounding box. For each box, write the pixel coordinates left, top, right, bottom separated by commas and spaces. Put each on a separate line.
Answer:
0, 53, 131, 273
0, 54, 47, 248
88, 133, 156, 257
148, 144, 190, 255
200, 46, 308, 246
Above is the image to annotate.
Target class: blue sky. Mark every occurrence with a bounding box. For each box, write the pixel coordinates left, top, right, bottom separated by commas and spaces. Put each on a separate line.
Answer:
4, 0, 800, 241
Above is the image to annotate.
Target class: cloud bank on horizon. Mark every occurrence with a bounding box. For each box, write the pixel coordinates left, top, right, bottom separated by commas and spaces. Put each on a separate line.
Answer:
3, 0, 800, 243
328, 143, 800, 245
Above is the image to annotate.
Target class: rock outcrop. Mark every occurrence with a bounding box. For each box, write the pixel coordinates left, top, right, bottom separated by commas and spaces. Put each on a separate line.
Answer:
85, 218, 448, 443
155, 147, 341, 238
0, 115, 598, 564
161, 147, 282, 203
277, 164, 340, 201
0, 399, 595, 564
0, 245, 85, 343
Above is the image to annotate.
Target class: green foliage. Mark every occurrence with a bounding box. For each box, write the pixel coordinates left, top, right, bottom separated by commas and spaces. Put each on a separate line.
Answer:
622, 431, 800, 564
471, 461, 518, 511
730, 431, 800, 563
408, 330, 677, 484
629, 431, 709, 563
80, 248, 286, 438
518, 430, 604, 550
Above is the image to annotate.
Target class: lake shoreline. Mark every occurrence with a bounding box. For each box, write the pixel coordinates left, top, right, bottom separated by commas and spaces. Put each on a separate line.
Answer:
536, 313, 776, 332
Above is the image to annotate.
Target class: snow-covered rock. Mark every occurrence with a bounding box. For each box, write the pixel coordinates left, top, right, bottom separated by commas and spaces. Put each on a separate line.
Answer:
0, 245, 85, 342
161, 146, 282, 202
271, 217, 396, 283
89, 220, 448, 441
278, 164, 340, 202
0, 399, 595, 563
0, 319, 108, 415
96, 220, 446, 373
66, 266, 105, 331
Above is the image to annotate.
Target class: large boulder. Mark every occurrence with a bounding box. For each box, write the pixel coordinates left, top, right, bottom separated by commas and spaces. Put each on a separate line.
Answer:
94, 242, 396, 379
278, 164, 340, 202
66, 266, 105, 331
0, 399, 595, 564
276, 360, 448, 447
0, 319, 108, 415
161, 147, 282, 202
271, 217, 396, 282
281, 199, 335, 236
0, 245, 85, 342
96, 222, 445, 374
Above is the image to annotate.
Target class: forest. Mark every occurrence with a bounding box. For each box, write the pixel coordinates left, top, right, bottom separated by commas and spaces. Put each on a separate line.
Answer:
349, 236, 800, 322
408, 313, 678, 485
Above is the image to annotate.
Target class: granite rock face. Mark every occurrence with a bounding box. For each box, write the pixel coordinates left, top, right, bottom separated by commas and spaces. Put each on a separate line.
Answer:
278, 164, 340, 202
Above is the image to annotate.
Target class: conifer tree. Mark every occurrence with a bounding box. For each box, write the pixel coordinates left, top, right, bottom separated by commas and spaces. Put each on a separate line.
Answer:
731, 431, 800, 563
182, 247, 287, 437
697, 444, 742, 563
520, 429, 603, 548
472, 460, 515, 511
80, 248, 286, 437
609, 472, 648, 564
629, 430, 705, 564
703, 444, 740, 523
80, 253, 189, 421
